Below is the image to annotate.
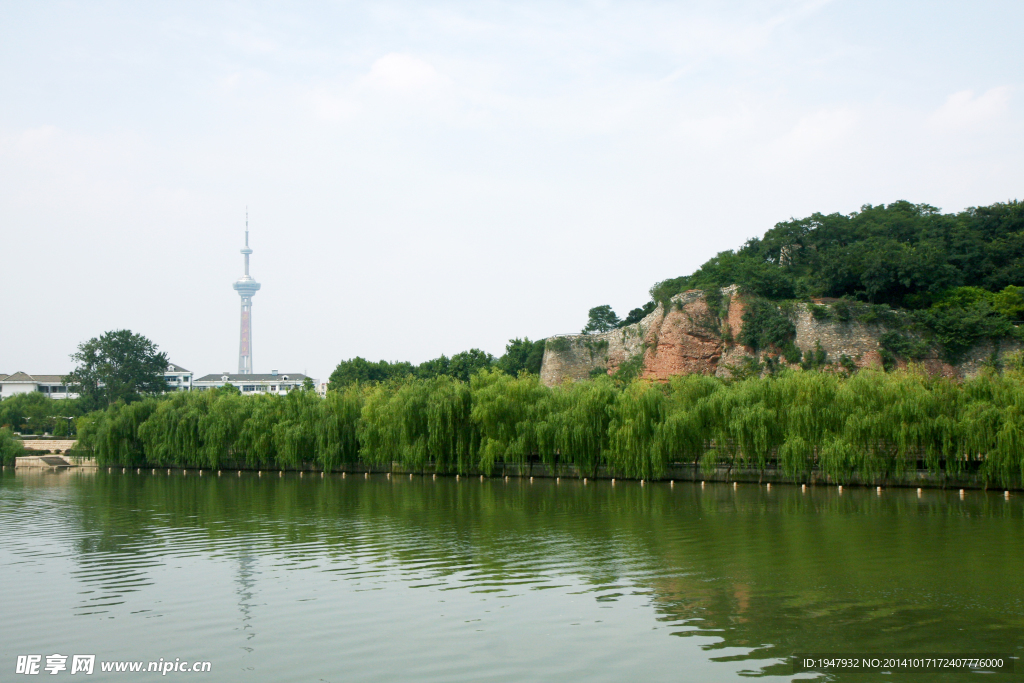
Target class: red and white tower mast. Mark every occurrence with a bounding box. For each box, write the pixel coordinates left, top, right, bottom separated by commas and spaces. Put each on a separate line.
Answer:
232, 214, 261, 375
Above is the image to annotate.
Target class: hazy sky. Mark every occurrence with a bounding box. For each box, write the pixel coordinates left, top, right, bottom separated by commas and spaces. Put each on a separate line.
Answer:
2, 0, 1022, 381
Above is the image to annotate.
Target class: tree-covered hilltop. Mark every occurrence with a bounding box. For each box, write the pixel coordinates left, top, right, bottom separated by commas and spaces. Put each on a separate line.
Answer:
578, 200, 1024, 366
649, 200, 1024, 308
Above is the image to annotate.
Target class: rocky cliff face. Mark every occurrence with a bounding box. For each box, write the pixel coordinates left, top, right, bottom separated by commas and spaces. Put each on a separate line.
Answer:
539, 287, 1022, 386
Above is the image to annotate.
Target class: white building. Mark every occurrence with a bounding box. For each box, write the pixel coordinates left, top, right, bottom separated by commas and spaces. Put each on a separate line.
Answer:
192, 371, 312, 395
163, 363, 193, 391
0, 363, 193, 399
0, 373, 77, 399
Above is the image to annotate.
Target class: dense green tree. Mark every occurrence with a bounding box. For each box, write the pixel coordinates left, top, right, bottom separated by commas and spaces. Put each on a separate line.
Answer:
0, 392, 82, 435
647, 200, 1024, 309
415, 349, 494, 382
64, 330, 168, 410
440, 349, 495, 382
619, 302, 657, 327
328, 357, 414, 390
0, 427, 26, 465
582, 305, 621, 333
496, 338, 546, 376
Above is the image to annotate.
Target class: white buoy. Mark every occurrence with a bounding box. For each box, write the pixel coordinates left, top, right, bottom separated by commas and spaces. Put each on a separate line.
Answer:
152, 469, 156, 474
365, 472, 369, 479
456, 474, 460, 481
801, 484, 806, 492
410, 473, 413, 480
838, 485, 843, 494
766, 483, 771, 491
167, 468, 171, 475
556, 477, 560, 484
299, 471, 303, 478
960, 489, 965, 499
583, 478, 588, 484
732, 481, 737, 489
108, 467, 111, 473
1005, 491, 1011, 499
342, 472, 346, 478
136, 468, 140, 474
238, 470, 242, 477
321, 471, 325, 478
670, 480, 674, 488
199, 470, 203, 476
640, 479, 645, 486
433, 473, 436, 480
218, 470, 222, 476
387, 472, 391, 480
611, 478, 616, 486
530, 476, 534, 483
917, 487, 922, 496
504, 475, 509, 481
183, 469, 187, 476
481, 475, 485, 482
701, 481, 705, 489
258, 471, 262, 477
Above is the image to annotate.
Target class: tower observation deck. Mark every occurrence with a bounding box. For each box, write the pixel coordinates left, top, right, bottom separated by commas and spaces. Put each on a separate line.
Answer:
232, 218, 261, 375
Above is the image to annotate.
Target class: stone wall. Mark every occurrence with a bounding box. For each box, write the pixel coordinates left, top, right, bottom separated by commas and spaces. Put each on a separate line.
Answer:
539, 287, 1022, 385
19, 440, 78, 452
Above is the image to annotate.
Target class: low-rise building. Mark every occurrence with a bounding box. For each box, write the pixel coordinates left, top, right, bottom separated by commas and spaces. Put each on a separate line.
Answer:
0, 373, 77, 399
163, 363, 193, 391
192, 371, 312, 395
0, 363, 193, 399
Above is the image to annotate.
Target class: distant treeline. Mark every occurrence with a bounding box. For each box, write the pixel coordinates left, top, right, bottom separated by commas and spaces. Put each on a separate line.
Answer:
328, 338, 546, 390
71, 364, 1024, 487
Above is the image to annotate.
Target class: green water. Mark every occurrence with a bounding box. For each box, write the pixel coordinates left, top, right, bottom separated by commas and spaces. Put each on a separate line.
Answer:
1, 470, 1021, 681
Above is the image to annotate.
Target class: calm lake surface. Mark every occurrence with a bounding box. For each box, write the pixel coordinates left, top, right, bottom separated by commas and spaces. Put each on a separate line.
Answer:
1, 469, 1022, 681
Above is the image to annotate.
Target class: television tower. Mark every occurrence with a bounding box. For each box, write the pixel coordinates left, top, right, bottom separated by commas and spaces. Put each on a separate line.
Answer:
232, 213, 261, 374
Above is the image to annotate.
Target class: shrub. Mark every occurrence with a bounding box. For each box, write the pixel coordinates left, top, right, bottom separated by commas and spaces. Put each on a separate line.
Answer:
738, 299, 796, 352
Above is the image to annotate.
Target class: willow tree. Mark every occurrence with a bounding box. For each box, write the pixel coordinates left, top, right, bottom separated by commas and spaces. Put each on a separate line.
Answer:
536, 376, 616, 476
316, 385, 363, 471
198, 390, 250, 468
607, 380, 667, 479
471, 369, 549, 474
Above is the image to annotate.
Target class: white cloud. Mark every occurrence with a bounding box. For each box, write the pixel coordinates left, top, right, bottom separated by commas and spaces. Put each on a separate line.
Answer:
767, 107, 860, 163
927, 86, 1011, 131
359, 53, 449, 92
309, 87, 360, 121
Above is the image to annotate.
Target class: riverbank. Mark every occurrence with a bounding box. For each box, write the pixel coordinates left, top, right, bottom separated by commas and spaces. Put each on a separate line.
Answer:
73, 367, 1024, 490
44, 461, 1015, 493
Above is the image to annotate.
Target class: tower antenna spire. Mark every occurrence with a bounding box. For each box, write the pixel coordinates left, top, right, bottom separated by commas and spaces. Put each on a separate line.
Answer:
233, 209, 260, 374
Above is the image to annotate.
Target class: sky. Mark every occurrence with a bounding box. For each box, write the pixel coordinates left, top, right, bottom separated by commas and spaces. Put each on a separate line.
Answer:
1, 0, 1023, 382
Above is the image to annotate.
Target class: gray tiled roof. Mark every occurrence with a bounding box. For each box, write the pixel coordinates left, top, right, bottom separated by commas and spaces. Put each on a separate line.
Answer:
194, 373, 309, 382
167, 363, 191, 373
2, 372, 34, 382
0, 372, 63, 383
27, 375, 66, 384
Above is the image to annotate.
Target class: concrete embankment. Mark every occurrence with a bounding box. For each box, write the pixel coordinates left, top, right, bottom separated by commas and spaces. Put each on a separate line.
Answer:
15, 454, 97, 468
